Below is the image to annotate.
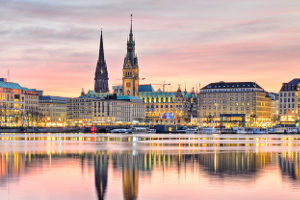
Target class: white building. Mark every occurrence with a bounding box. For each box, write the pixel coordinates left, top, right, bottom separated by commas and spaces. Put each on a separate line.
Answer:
67, 92, 145, 126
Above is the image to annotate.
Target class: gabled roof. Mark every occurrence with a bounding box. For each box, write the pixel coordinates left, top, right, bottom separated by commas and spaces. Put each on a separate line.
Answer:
139, 84, 154, 92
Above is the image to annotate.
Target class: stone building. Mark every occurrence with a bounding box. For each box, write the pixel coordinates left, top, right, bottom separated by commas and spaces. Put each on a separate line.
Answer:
23, 88, 41, 126
67, 92, 145, 126
199, 81, 272, 127
138, 85, 198, 125
279, 78, 300, 125
39, 96, 68, 126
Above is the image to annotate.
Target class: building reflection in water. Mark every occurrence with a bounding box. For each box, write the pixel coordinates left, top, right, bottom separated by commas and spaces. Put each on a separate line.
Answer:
197, 151, 273, 176
1, 150, 300, 199
122, 151, 139, 200
94, 152, 108, 200
279, 152, 300, 180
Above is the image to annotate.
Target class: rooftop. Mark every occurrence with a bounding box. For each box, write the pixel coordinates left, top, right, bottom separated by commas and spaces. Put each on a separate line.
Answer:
39, 96, 68, 101
0, 81, 23, 90
280, 78, 300, 92
288, 78, 300, 85
117, 95, 142, 100
139, 84, 154, 92
202, 81, 263, 90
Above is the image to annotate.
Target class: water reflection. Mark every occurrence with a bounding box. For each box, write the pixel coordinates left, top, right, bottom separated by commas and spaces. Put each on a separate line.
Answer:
122, 152, 139, 200
95, 152, 108, 200
1, 134, 300, 199
279, 152, 300, 180
1, 149, 300, 199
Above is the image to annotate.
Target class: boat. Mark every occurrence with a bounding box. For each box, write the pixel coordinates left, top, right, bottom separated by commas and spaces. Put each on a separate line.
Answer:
273, 125, 299, 134
133, 127, 148, 133
176, 126, 187, 133
201, 127, 220, 134
185, 128, 199, 134
252, 128, 268, 134
147, 129, 157, 133
236, 127, 253, 134
111, 129, 134, 133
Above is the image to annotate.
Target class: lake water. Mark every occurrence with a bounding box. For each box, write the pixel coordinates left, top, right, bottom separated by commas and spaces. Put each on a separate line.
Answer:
0, 133, 300, 200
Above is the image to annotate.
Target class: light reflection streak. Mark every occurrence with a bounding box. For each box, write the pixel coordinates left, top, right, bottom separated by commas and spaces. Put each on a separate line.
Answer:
0, 134, 300, 199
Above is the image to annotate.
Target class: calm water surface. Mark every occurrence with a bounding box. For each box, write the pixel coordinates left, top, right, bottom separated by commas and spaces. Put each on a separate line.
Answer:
0, 133, 300, 200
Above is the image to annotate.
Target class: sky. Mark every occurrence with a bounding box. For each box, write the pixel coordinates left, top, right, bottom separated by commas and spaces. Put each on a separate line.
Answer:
0, 0, 300, 97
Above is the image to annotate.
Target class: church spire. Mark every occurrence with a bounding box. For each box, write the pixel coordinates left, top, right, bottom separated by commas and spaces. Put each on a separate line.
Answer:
94, 29, 109, 93
98, 29, 105, 62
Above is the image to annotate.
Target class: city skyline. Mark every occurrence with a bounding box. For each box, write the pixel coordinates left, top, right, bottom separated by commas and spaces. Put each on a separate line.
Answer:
1, 0, 300, 97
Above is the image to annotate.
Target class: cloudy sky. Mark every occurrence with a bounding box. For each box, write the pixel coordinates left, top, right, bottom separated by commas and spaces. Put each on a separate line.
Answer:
1, 0, 300, 97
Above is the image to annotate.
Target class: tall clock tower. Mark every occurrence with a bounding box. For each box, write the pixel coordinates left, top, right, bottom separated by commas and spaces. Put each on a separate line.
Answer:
122, 14, 139, 96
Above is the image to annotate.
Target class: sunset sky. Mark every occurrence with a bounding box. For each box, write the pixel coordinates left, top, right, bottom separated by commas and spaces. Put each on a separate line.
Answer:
1, 0, 300, 97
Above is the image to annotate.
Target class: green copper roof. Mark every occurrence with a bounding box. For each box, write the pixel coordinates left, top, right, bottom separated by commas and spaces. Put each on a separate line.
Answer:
84, 90, 110, 98
0, 81, 23, 90
138, 92, 177, 98
117, 95, 142, 100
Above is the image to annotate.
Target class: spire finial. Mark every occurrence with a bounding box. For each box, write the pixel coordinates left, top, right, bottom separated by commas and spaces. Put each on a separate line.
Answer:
129, 14, 133, 41
99, 29, 104, 61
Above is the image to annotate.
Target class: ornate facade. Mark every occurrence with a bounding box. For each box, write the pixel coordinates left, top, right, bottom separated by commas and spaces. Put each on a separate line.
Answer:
138, 85, 198, 124
122, 15, 139, 96
94, 30, 109, 93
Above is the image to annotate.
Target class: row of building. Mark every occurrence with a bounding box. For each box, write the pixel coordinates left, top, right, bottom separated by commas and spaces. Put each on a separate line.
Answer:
0, 76, 299, 127
1, 15, 299, 128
